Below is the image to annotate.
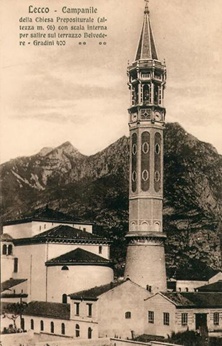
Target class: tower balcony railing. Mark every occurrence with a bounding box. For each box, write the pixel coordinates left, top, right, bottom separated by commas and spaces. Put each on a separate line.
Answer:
128, 59, 165, 71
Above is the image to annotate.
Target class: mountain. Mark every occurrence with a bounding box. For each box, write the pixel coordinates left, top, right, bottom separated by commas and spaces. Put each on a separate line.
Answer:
1, 123, 222, 276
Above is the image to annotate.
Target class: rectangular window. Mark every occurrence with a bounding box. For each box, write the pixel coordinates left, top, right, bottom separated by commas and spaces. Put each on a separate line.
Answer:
87, 303, 92, 317
146, 285, 152, 292
181, 313, 188, 326
163, 312, 170, 326
14, 258, 18, 273
214, 312, 220, 326
74, 302, 80, 316
148, 311, 154, 324
99, 245, 102, 254
158, 86, 162, 105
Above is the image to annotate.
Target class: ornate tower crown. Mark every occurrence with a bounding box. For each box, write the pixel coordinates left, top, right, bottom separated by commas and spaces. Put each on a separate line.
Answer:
128, 0, 166, 125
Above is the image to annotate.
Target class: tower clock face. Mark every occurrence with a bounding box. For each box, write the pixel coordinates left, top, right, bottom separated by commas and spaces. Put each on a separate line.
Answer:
154, 111, 162, 121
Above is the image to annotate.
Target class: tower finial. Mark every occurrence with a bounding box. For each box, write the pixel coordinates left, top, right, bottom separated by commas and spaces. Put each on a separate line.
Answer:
144, 0, 149, 14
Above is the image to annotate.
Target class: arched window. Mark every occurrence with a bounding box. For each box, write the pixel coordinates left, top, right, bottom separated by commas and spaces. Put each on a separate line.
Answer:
61, 323, 65, 335
61, 265, 69, 271
99, 245, 102, 254
40, 320, 44, 331
8, 244, 13, 255
30, 319, 34, 330
21, 318, 25, 331
88, 327, 92, 339
2, 244, 7, 255
50, 321, 54, 333
154, 84, 159, 105
125, 311, 131, 319
75, 324, 80, 337
62, 294, 67, 304
143, 84, 150, 103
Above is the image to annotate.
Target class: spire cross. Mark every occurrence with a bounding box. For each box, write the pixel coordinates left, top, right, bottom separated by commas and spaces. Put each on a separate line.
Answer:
144, 0, 150, 14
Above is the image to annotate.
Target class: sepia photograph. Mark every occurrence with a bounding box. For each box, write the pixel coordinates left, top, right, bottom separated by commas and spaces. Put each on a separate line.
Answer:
1, 0, 222, 345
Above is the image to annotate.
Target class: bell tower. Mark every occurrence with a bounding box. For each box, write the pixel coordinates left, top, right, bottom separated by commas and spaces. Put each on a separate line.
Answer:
124, 0, 167, 292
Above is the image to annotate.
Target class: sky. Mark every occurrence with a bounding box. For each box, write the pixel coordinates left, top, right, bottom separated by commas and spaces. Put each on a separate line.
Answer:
1, 0, 222, 163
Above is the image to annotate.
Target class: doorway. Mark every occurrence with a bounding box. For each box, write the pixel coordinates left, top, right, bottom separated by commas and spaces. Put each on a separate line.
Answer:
195, 313, 208, 337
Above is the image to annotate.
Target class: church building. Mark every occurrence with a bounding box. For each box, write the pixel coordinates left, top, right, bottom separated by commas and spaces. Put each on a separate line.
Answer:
1, 206, 113, 304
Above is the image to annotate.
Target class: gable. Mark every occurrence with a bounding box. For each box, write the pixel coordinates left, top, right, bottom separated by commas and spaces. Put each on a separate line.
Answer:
99, 280, 151, 302
145, 293, 176, 313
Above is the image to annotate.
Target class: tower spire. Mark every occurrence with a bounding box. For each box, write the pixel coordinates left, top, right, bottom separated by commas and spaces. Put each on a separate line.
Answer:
135, 0, 158, 61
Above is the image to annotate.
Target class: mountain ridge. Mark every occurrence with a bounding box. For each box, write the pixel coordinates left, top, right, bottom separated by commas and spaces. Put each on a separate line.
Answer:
1, 122, 222, 275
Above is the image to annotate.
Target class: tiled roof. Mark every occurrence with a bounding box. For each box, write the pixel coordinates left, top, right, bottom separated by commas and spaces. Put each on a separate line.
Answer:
172, 267, 220, 281
3, 206, 91, 226
196, 281, 222, 292
69, 280, 126, 300
46, 248, 112, 267
14, 225, 109, 245
1, 293, 28, 298
161, 292, 222, 308
1, 279, 27, 292
33, 225, 106, 241
23, 301, 70, 320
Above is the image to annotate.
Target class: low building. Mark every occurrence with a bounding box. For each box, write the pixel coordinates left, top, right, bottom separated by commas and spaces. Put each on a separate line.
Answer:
144, 292, 222, 338
22, 301, 75, 336
69, 279, 152, 339
168, 268, 222, 292
1, 278, 28, 303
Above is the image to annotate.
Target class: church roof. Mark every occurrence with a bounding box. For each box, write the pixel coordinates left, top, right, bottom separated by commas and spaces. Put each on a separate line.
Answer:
14, 225, 109, 245
135, 1, 158, 61
23, 301, 70, 320
69, 280, 126, 300
196, 280, 222, 292
159, 292, 222, 309
33, 225, 108, 242
46, 247, 113, 267
1, 279, 27, 292
3, 206, 92, 226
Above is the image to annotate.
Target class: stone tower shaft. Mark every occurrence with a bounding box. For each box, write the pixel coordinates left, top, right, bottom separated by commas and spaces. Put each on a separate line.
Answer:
124, 1, 167, 292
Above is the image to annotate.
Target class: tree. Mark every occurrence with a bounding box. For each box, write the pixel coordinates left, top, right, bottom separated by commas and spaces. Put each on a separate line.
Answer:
2, 302, 27, 331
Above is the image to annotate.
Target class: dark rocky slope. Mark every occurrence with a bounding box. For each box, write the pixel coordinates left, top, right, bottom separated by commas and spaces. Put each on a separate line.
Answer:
1, 123, 222, 276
